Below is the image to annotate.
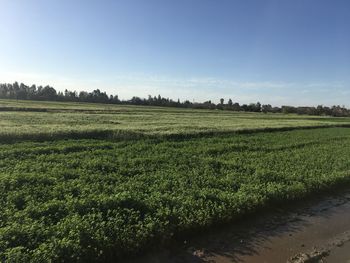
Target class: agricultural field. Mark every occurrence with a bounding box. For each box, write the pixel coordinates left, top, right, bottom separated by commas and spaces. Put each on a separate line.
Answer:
1, 99, 350, 141
1, 100, 350, 262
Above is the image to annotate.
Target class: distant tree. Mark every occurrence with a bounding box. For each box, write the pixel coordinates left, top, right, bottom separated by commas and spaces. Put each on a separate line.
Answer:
39, 85, 57, 100
28, 85, 37, 99
282, 106, 297, 114
232, 102, 240, 111
256, 102, 261, 112
261, 104, 272, 113
241, 104, 248, 111
79, 91, 89, 101
17, 83, 28, 100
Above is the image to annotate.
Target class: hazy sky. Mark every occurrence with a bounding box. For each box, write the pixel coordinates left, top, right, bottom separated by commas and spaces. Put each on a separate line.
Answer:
1, 0, 349, 106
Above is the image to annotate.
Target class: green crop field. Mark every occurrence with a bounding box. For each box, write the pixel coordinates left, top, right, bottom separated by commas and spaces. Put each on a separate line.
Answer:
1, 99, 350, 142
1, 99, 350, 262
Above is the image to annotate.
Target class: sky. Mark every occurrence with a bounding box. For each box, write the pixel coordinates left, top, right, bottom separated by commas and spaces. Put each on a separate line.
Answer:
0, 0, 349, 106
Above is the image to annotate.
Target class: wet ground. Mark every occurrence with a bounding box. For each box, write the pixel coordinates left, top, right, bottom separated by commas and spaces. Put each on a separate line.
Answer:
126, 189, 350, 263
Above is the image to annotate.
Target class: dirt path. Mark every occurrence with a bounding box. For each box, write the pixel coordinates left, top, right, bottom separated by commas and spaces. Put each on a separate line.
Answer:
127, 189, 350, 263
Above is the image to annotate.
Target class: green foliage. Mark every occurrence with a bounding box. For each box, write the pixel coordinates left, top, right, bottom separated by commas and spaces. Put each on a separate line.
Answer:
1, 128, 350, 261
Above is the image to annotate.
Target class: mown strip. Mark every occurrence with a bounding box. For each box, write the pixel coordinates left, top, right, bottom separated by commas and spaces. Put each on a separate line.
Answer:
1, 127, 350, 262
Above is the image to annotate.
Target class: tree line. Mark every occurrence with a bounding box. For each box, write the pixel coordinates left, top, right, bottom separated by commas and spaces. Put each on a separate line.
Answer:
1, 82, 349, 117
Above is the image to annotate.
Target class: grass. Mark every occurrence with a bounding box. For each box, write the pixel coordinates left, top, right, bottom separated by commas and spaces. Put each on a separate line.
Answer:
1, 99, 350, 262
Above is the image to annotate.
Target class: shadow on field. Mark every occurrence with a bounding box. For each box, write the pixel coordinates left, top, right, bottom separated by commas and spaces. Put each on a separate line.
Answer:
126, 189, 350, 263
2, 123, 350, 144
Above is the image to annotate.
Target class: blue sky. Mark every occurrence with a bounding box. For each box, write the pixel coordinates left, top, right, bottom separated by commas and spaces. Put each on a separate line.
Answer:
1, 0, 349, 106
